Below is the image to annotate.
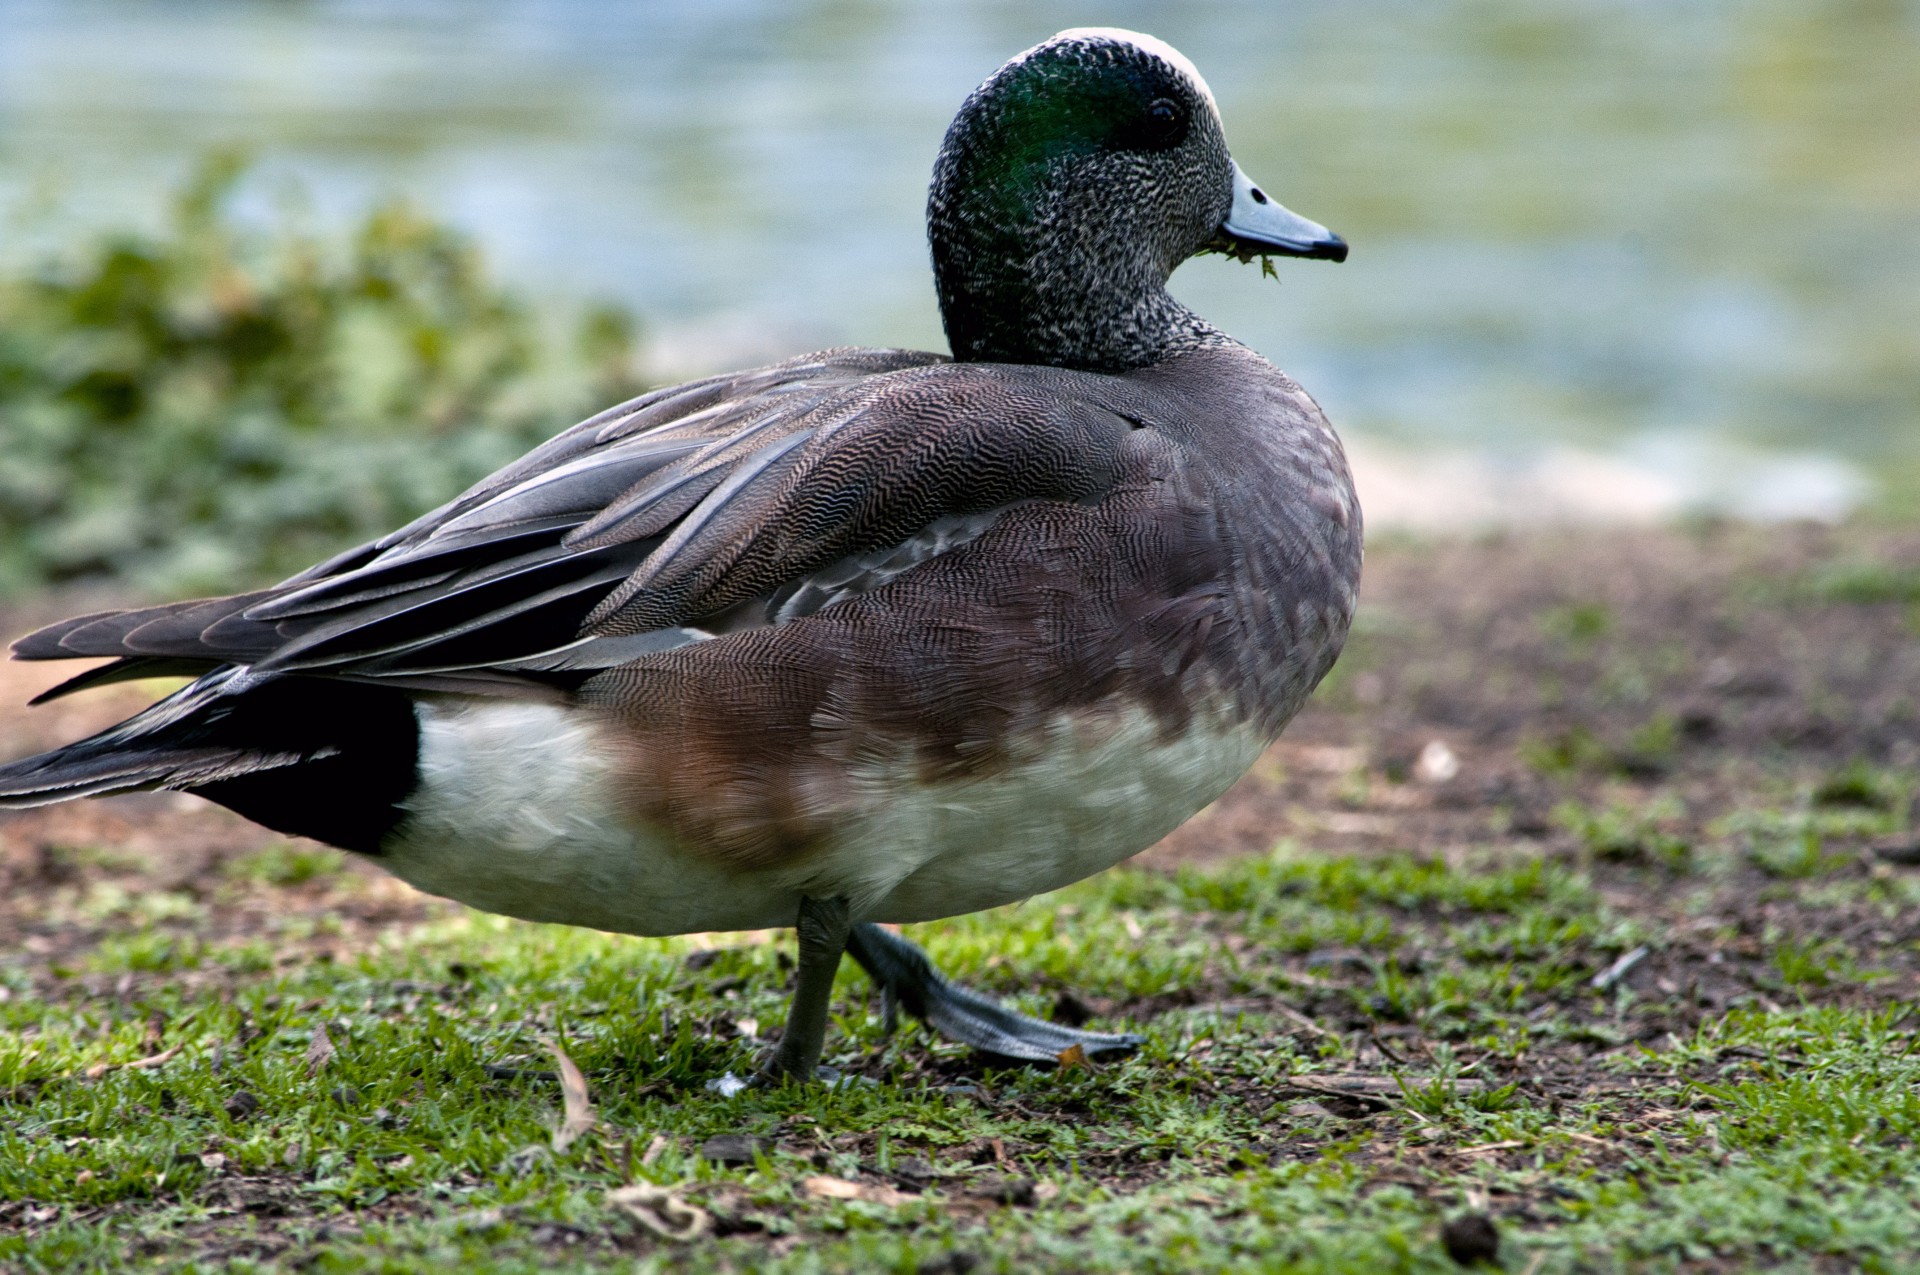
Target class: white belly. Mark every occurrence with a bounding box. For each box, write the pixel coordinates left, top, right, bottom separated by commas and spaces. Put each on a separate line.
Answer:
381, 698, 1263, 936
845, 707, 1265, 922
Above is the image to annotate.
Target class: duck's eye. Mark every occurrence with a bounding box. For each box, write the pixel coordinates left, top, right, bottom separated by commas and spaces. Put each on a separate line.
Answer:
1114, 95, 1189, 151
1138, 97, 1188, 149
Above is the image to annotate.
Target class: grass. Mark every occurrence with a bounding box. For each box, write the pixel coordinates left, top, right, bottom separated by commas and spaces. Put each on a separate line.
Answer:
6, 517, 1920, 1271
2, 833, 1918, 1273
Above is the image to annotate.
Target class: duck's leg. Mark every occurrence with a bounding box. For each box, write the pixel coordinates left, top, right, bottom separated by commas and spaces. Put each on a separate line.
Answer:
846, 922, 1142, 1063
758, 895, 853, 1083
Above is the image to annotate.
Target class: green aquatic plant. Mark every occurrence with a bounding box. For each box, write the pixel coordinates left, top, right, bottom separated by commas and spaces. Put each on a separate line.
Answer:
1197, 233, 1284, 280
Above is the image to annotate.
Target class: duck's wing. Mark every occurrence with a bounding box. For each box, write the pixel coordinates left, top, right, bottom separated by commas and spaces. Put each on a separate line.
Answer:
16, 349, 1139, 699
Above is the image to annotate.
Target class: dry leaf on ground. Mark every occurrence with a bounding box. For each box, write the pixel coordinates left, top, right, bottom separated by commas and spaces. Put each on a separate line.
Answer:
548, 1039, 597, 1152
304, 1025, 334, 1078
801, 1175, 916, 1208
607, 1183, 709, 1241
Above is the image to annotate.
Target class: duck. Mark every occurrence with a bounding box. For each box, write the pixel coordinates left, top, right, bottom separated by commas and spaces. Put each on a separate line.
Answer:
0, 28, 1359, 1084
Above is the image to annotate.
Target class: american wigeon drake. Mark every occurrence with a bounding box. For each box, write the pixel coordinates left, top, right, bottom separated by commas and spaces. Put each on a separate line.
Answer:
0, 29, 1359, 1083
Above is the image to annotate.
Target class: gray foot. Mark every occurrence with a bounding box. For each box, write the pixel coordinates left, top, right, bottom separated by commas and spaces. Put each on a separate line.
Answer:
845, 923, 1142, 1064
757, 896, 853, 1084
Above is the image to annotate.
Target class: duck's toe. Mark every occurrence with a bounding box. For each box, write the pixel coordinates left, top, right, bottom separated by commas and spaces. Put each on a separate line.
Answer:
847, 923, 1142, 1065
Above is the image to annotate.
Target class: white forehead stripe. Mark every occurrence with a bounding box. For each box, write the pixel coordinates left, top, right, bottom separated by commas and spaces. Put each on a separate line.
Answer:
1018, 27, 1218, 112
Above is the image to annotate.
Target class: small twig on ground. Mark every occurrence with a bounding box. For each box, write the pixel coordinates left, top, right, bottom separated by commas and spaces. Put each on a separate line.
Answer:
82, 1045, 182, 1080
1591, 946, 1651, 992
1275, 1003, 1333, 1038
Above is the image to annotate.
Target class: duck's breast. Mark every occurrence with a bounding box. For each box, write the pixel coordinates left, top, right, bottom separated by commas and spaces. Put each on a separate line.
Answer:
379, 689, 1264, 936
849, 693, 1267, 922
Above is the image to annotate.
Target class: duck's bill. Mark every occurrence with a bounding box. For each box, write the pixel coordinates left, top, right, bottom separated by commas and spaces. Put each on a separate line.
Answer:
1213, 162, 1348, 262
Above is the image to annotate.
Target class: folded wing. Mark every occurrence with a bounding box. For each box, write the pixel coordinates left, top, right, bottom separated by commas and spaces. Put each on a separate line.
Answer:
16, 348, 1137, 700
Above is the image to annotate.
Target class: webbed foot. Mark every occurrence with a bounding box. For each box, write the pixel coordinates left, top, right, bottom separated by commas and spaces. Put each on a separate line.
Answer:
846, 922, 1141, 1064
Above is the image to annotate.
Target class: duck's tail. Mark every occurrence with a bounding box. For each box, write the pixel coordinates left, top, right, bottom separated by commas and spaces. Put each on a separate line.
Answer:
0, 669, 420, 854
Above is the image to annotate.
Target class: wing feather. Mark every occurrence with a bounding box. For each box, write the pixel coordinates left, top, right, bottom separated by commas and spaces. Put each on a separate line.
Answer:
9, 349, 1144, 697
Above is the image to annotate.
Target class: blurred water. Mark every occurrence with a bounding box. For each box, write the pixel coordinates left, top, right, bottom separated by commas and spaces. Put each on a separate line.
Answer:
2, 0, 1916, 519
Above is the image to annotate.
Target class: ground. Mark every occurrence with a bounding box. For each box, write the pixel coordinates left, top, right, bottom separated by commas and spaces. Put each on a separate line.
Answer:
1, 520, 1918, 1273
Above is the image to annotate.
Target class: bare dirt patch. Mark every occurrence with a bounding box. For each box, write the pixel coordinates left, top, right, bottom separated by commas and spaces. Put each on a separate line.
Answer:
1152, 519, 1920, 869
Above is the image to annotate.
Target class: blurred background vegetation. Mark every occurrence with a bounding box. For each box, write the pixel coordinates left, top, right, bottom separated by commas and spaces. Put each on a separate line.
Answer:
0, 0, 1915, 597
0, 155, 639, 598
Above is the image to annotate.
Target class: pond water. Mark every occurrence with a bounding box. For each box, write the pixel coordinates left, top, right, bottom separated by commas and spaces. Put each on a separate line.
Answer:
3, 0, 1915, 523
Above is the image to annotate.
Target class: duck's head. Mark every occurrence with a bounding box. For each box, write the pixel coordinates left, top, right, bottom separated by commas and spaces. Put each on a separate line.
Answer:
930, 29, 1345, 372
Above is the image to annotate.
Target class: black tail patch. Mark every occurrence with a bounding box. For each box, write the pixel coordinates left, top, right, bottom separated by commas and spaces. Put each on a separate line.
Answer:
0, 673, 420, 855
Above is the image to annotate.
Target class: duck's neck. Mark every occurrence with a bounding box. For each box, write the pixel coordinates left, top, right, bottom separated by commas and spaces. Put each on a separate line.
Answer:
933, 251, 1220, 372
928, 184, 1225, 372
